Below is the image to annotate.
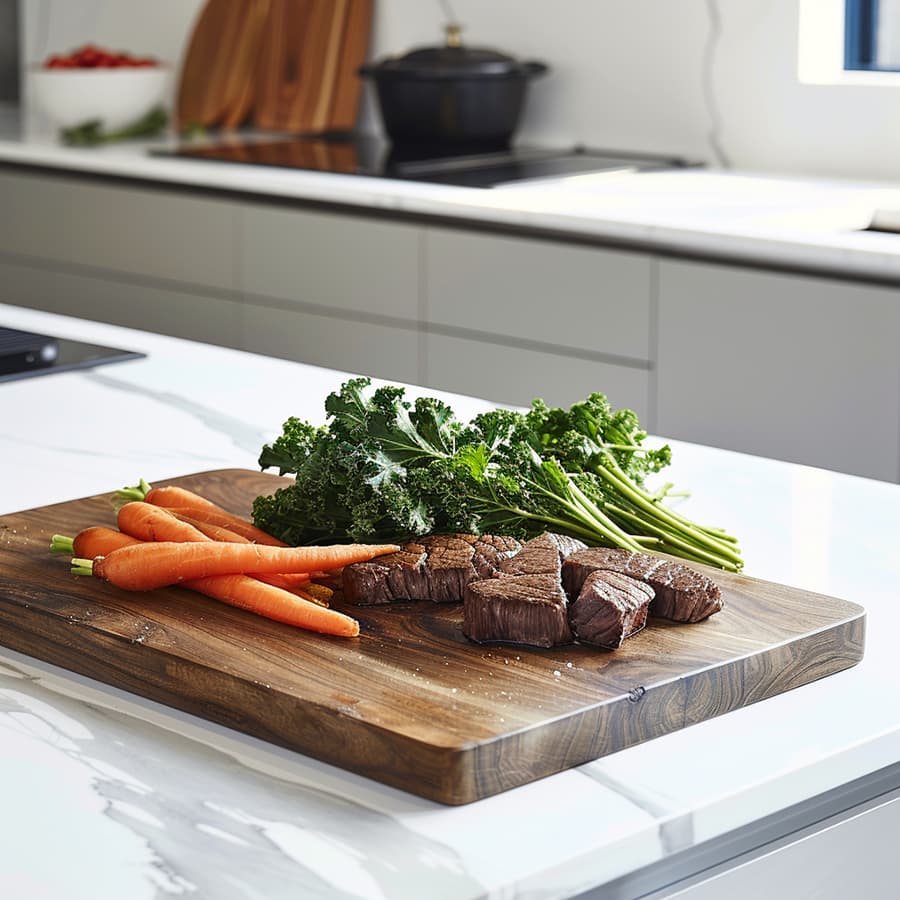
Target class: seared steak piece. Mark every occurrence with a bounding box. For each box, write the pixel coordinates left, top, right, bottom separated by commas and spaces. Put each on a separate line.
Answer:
342, 542, 428, 604
499, 533, 588, 577
342, 533, 522, 605
463, 574, 573, 648
469, 533, 523, 578
568, 570, 653, 649
562, 548, 723, 623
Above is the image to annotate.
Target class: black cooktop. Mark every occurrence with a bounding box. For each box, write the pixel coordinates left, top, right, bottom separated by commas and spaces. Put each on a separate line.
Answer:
153, 135, 695, 188
0, 326, 145, 383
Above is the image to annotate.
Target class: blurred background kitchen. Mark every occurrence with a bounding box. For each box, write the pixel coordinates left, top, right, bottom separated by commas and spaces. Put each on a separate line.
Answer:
3, 0, 900, 485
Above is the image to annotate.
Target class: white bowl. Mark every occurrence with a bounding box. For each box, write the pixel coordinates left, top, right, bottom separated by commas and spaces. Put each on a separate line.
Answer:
29, 66, 170, 131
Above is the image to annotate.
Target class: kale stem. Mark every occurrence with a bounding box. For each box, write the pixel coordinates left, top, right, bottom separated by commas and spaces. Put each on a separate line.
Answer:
594, 456, 742, 563
607, 504, 741, 571
564, 477, 647, 552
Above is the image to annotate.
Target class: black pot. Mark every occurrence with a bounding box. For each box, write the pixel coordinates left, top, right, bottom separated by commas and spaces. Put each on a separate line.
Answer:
359, 25, 548, 148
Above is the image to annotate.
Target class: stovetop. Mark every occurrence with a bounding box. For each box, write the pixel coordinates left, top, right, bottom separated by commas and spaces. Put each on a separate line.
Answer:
0, 326, 144, 383
153, 135, 697, 189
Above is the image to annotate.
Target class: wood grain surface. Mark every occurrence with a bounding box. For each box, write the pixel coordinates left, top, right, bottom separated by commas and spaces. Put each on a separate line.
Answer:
0, 470, 866, 805
176, 0, 268, 129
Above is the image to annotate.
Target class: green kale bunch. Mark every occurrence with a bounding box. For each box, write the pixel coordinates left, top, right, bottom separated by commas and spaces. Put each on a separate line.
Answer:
252, 378, 742, 571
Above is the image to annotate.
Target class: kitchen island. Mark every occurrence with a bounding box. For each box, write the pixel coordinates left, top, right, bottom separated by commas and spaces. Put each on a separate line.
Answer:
1, 304, 898, 899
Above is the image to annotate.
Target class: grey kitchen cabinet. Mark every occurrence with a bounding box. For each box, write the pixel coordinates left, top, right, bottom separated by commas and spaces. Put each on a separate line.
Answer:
655, 259, 900, 481
423, 330, 651, 418
240, 301, 422, 386
424, 227, 652, 361
240, 204, 421, 321
422, 226, 654, 414
0, 258, 243, 348
0, 170, 238, 291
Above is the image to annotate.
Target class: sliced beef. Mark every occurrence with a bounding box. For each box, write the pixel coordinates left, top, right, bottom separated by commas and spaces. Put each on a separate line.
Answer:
416, 534, 479, 603
463, 574, 573, 648
342, 532, 522, 605
498, 532, 588, 578
469, 533, 523, 578
342, 542, 428, 605
568, 570, 653, 649
562, 547, 723, 623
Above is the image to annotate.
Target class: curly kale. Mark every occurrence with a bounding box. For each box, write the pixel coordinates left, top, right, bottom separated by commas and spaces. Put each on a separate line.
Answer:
253, 378, 742, 571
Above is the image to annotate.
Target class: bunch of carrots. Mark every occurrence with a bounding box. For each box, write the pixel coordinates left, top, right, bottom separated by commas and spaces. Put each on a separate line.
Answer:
49, 480, 400, 639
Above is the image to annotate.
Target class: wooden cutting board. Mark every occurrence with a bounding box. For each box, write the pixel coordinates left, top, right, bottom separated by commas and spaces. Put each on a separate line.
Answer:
0, 470, 866, 805
253, 0, 371, 133
177, 0, 271, 130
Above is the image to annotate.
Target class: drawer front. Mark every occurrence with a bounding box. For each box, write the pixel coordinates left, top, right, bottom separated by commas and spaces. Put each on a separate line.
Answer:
0, 171, 237, 291
0, 259, 242, 348
424, 227, 652, 361
656, 259, 900, 482
240, 205, 421, 321
423, 331, 650, 420
241, 302, 422, 386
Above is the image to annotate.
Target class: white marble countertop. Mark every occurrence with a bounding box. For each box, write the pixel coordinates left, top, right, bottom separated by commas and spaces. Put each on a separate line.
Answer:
1, 303, 899, 899
3, 115, 900, 284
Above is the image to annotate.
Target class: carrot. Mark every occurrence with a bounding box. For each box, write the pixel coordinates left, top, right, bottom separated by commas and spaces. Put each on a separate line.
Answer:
115, 502, 324, 602
77, 540, 399, 592
141, 484, 287, 546
118, 501, 210, 543
169, 513, 252, 544
59, 531, 359, 637
50, 527, 138, 557
186, 574, 358, 637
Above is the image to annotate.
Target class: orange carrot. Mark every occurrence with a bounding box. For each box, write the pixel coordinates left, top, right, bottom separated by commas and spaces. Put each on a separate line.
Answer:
50, 527, 139, 558
59, 531, 359, 637
80, 540, 399, 592
142, 485, 287, 546
170, 513, 252, 544
118, 501, 210, 543
115, 502, 323, 600
186, 574, 358, 637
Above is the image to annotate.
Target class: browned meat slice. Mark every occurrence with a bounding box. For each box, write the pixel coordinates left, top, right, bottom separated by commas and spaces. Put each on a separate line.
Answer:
499, 532, 588, 578
562, 547, 723, 623
417, 534, 478, 603
342, 542, 428, 604
342, 532, 523, 605
470, 533, 523, 578
568, 570, 653, 649
463, 573, 573, 648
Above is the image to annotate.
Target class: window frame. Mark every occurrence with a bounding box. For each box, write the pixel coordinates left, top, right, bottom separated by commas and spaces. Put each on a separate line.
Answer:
845, 0, 900, 71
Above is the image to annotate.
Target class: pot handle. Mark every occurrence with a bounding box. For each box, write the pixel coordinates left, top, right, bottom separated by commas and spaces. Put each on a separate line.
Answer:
523, 61, 549, 78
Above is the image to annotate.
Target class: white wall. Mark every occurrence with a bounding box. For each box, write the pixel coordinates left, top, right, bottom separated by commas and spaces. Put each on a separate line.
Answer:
19, 0, 900, 183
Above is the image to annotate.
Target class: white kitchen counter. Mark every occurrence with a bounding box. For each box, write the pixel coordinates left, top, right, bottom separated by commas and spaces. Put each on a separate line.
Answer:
1, 304, 898, 899
3, 117, 900, 284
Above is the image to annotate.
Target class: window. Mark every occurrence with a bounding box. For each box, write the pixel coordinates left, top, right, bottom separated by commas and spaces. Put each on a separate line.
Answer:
846, 0, 900, 70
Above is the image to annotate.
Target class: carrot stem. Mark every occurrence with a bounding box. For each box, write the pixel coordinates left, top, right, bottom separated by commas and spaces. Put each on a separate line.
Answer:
50, 534, 75, 554
71, 558, 95, 577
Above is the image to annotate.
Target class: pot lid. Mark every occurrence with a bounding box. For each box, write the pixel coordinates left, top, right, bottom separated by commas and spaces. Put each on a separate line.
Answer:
362, 24, 547, 79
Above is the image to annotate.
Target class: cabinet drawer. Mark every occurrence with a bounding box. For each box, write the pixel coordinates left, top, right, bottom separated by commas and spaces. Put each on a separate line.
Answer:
240, 205, 420, 321
424, 227, 652, 361
423, 331, 650, 418
656, 260, 900, 481
0, 259, 242, 348
241, 302, 422, 386
0, 171, 237, 291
